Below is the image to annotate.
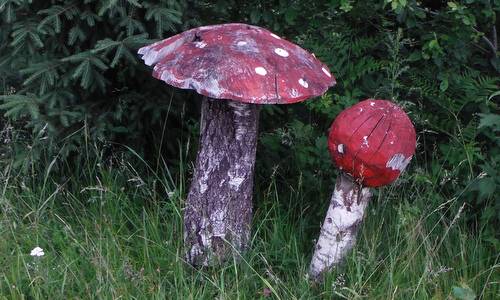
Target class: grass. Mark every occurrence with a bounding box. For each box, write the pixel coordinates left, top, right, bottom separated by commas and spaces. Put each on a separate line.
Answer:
0, 146, 498, 299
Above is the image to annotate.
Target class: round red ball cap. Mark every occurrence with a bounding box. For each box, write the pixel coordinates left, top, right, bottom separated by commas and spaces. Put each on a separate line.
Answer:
328, 99, 416, 187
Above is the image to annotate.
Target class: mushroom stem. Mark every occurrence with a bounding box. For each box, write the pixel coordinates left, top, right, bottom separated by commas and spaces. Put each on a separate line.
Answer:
184, 97, 260, 266
308, 172, 372, 281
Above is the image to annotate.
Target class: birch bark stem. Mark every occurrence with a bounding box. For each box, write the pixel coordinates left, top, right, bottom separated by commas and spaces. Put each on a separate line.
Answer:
184, 97, 260, 266
308, 172, 372, 281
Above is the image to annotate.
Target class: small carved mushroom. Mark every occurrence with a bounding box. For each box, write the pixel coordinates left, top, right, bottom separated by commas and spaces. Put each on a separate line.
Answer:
138, 23, 335, 266
308, 99, 416, 281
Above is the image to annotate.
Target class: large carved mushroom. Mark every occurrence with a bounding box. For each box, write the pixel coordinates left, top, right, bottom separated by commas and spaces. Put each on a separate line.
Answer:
138, 23, 335, 266
308, 99, 416, 281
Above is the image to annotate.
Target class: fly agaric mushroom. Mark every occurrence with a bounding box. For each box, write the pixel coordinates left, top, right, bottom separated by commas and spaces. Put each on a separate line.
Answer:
308, 99, 416, 281
138, 23, 335, 266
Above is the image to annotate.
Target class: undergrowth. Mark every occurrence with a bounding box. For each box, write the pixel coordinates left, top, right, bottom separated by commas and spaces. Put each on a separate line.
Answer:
0, 142, 497, 299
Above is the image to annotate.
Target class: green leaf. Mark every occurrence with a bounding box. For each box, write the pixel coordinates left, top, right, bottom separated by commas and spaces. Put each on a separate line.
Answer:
93, 38, 121, 52
98, 0, 118, 16
68, 26, 85, 45
451, 285, 476, 300
10, 22, 45, 52
440, 78, 449, 92
488, 90, 500, 101
62, 52, 109, 90
144, 5, 182, 37
92, 34, 151, 67
119, 16, 146, 36
477, 177, 496, 199
98, 0, 141, 16
2, 2, 14, 23
110, 44, 125, 67
0, 94, 39, 119
20, 61, 61, 94
477, 113, 500, 131
80, 10, 100, 26
38, 9, 62, 33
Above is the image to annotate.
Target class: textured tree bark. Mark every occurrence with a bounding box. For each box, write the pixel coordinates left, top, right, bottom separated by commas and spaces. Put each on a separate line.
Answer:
308, 172, 372, 281
184, 97, 260, 266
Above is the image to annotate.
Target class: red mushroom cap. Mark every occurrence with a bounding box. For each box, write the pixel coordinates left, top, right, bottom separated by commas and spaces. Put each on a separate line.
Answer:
138, 23, 335, 104
328, 99, 416, 187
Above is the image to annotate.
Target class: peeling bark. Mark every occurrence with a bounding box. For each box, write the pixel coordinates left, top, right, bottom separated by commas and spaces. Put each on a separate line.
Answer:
184, 97, 260, 266
308, 173, 372, 281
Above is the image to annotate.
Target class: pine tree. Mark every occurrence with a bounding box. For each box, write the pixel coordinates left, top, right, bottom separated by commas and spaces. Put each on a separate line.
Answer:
0, 0, 190, 169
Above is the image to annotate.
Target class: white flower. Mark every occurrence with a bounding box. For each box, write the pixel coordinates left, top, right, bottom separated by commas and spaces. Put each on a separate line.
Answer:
30, 247, 45, 257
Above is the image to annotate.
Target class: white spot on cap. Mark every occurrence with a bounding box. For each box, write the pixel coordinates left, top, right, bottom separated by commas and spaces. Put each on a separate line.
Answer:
290, 88, 299, 97
362, 136, 369, 147
298, 78, 308, 88
360, 108, 363, 112
195, 41, 207, 48
386, 153, 412, 171
337, 144, 344, 153
322, 67, 331, 77
390, 141, 394, 145
274, 48, 289, 57
255, 67, 267, 76
236, 41, 247, 46
270, 33, 281, 39
370, 102, 375, 106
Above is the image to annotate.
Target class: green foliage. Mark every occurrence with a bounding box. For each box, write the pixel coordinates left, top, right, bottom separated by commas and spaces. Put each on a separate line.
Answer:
1, 0, 499, 248
247, 0, 500, 231
0, 0, 192, 173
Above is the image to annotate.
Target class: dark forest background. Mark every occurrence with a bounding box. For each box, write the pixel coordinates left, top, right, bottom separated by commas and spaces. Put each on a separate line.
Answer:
0, 1, 499, 298
2, 0, 498, 230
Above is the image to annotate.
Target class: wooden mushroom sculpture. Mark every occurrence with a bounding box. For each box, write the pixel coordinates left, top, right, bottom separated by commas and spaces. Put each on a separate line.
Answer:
308, 99, 416, 281
138, 23, 335, 266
